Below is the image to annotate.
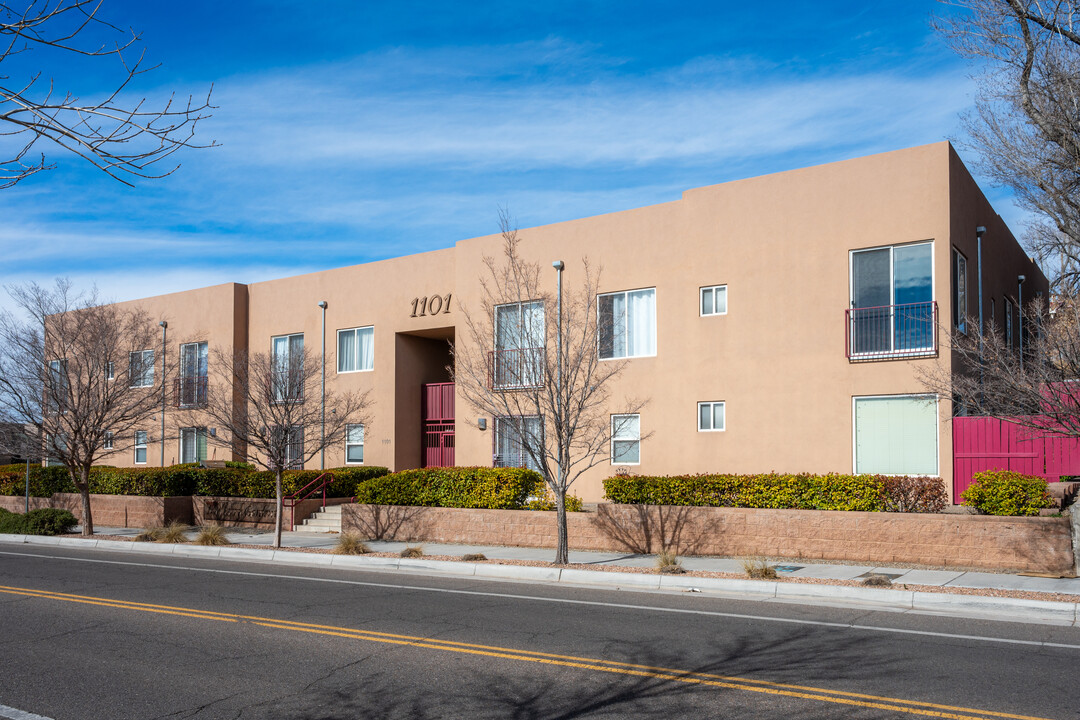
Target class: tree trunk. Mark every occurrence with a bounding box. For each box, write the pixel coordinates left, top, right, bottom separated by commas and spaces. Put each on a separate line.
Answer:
75, 467, 93, 536
274, 468, 283, 549
554, 490, 568, 565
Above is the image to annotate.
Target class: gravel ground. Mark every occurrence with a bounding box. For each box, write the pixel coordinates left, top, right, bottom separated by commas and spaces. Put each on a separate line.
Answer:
66, 534, 1080, 604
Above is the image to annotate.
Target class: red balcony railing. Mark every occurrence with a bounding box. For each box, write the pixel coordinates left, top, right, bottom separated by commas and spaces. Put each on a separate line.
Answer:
173, 376, 208, 408
487, 347, 545, 389
845, 301, 938, 360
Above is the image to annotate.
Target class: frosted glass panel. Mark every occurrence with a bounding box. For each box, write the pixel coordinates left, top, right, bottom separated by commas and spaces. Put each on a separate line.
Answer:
854, 397, 938, 475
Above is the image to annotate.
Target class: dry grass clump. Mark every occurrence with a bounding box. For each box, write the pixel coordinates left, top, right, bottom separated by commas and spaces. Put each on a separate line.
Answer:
400, 545, 424, 558
159, 520, 190, 543
461, 553, 487, 562
861, 573, 893, 587
134, 526, 165, 542
655, 549, 685, 574
742, 557, 778, 579
194, 525, 231, 546
333, 533, 371, 555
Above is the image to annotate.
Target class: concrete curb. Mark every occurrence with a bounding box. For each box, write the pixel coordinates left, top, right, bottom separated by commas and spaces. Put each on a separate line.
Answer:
4, 534, 1077, 625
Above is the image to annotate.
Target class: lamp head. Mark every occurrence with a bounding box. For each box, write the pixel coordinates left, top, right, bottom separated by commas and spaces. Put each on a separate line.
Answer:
552, 260, 564, 271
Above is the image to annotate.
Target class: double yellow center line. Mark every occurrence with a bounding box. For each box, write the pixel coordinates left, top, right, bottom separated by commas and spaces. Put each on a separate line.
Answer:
0, 583, 1052, 720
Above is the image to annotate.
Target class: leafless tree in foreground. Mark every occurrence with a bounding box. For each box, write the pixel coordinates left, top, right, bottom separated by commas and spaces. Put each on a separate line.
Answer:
918, 297, 1080, 436
1, 0, 214, 188
454, 211, 649, 564
934, 1, 1080, 289
196, 345, 370, 548
0, 278, 172, 534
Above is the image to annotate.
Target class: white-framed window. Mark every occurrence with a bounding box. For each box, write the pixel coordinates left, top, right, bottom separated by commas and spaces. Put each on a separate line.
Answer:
179, 427, 208, 464
952, 248, 967, 333
700, 285, 727, 316
103, 431, 113, 450
286, 425, 304, 469
697, 401, 725, 432
346, 423, 365, 464
46, 433, 66, 466
179, 342, 209, 407
494, 415, 543, 473
598, 288, 656, 360
129, 349, 155, 388
134, 431, 148, 464
849, 241, 934, 357
610, 413, 640, 465
337, 327, 374, 373
853, 395, 938, 476
106, 361, 115, 381
271, 333, 304, 402
494, 301, 545, 388
1005, 297, 1015, 349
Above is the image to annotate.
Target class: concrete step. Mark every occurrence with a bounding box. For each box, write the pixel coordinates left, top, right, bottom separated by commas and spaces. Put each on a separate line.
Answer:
292, 504, 344, 533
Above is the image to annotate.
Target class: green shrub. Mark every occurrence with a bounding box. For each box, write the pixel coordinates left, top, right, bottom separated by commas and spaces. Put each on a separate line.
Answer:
525, 487, 584, 512
355, 467, 542, 509
603, 473, 946, 512
961, 470, 1054, 516
0, 508, 76, 535
195, 466, 390, 499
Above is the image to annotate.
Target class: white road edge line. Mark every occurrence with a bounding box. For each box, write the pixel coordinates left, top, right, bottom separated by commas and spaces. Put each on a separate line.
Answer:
2, 548, 1079, 651
0, 703, 55, 720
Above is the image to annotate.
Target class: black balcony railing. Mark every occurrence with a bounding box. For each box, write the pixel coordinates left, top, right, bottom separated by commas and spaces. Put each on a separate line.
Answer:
173, 376, 208, 408
488, 347, 545, 389
845, 301, 938, 360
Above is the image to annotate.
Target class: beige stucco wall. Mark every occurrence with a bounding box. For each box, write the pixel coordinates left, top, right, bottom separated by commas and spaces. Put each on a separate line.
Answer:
100, 142, 1046, 503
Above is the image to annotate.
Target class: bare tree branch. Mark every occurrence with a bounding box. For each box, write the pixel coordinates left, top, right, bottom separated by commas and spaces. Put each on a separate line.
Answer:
0, 0, 215, 188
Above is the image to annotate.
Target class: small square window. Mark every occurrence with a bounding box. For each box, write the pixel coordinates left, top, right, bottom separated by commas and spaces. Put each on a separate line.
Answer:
611, 414, 640, 465
698, 401, 725, 432
700, 285, 727, 316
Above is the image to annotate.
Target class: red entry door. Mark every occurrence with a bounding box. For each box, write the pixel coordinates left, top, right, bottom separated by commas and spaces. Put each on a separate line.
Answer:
422, 383, 455, 467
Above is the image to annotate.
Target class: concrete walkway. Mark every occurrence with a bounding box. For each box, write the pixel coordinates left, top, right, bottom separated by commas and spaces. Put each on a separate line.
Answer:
80, 525, 1080, 596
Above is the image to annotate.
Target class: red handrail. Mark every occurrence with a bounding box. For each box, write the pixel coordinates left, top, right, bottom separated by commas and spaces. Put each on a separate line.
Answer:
283, 472, 334, 531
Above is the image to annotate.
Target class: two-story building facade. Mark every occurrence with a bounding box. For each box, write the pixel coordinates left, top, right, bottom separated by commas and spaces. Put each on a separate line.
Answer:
106, 141, 1047, 502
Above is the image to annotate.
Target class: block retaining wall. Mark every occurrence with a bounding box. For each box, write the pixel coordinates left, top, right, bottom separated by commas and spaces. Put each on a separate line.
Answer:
342, 503, 1075, 574
193, 496, 353, 530
0, 493, 192, 528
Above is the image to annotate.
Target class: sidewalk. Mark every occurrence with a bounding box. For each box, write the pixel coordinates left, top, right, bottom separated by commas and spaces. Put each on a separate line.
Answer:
6, 527, 1080, 626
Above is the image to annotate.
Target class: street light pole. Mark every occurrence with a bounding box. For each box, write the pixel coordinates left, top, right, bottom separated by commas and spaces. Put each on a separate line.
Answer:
318, 301, 328, 471
159, 321, 167, 467
552, 261, 564, 491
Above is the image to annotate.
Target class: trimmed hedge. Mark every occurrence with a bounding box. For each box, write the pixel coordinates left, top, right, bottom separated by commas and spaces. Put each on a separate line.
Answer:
0, 508, 77, 535
961, 470, 1055, 516
355, 467, 542, 509
0, 464, 389, 499
603, 473, 947, 513
195, 466, 389, 499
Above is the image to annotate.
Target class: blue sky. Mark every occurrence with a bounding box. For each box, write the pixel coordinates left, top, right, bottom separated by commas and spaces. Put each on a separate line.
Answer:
1, 0, 1000, 306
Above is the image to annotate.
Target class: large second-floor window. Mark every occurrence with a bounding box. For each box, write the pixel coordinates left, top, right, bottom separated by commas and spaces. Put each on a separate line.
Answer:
178, 341, 208, 407
338, 326, 374, 373
129, 349, 154, 387
599, 288, 656, 360
494, 301, 544, 388
272, 333, 304, 402
849, 242, 934, 358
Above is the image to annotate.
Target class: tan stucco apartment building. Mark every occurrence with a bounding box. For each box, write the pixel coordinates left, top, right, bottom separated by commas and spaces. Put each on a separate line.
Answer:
109, 142, 1047, 502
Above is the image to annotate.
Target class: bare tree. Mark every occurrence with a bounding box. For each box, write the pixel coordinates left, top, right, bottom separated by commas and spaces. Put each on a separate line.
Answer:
917, 297, 1080, 437
196, 344, 370, 548
454, 211, 649, 564
1, 0, 214, 188
0, 278, 172, 534
934, 1, 1080, 289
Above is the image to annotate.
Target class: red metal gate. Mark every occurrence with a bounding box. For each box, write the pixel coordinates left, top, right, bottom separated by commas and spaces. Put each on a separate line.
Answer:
422, 383, 455, 467
953, 416, 1080, 499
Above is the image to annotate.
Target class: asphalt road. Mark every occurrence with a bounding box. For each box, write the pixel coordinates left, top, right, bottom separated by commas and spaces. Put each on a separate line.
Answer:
0, 546, 1078, 720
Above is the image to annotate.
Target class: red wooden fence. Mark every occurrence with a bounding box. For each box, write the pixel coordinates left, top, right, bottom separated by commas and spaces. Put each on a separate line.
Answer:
952, 416, 1080, 500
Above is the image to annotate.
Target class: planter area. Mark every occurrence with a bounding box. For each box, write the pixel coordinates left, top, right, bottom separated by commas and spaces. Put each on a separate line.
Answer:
342, 503, 1076, 574
0, 493, 192, 527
